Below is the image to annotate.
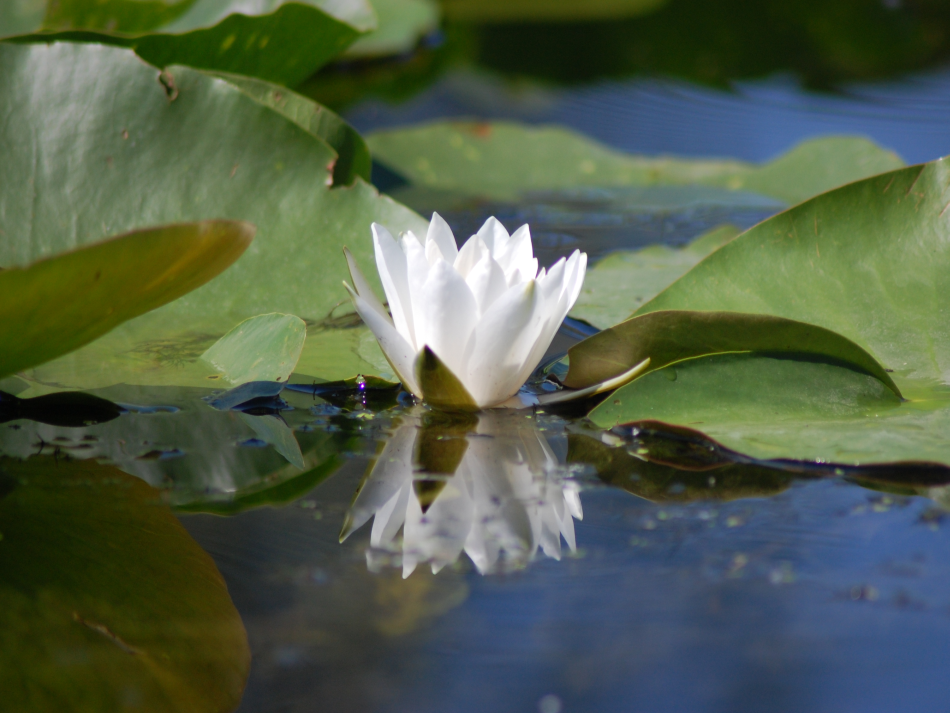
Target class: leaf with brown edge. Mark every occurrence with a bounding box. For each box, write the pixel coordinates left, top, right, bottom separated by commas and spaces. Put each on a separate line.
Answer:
0, 220, 254, 379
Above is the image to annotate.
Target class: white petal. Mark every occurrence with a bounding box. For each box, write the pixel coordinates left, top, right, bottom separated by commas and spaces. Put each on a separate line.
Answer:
344, 283, 422, 397
497, 224, 536, 283
454, 234, 490, 278
371, 481, 412, 547
373, 223, 416, 347
401, 232, 432, 353
425, 236, 446, 265
465, 251, 508, 317
466, 280, 544, 406
413, 259, 478, 379
475, 216, 508, 254
344, 247, 388, 323
426, 212, 459, 263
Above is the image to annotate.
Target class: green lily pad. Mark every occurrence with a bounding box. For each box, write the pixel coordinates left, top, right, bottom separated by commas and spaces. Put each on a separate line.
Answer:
564, 310, 900, 396
570, 224, 740, 329
440, 0, 667, 22
201, 313, 307, 386
367, 121, 904, 205
0, 455, 250, 711
591, 157, 950, 466
209, 71, 371, 186
0, 42, 425, 391
344, 0, 439, 58
0, 220, 254, 380
1, 0, 375, 85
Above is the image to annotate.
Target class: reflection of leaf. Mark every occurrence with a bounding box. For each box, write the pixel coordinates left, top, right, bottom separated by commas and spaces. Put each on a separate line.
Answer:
565, 310, 900, 396
202, 313, 307, 385
0, 43, 425, 391
441, 0, 666, 22
591, 157, 950, 466
0, 456, 250, 711
367, 121, 903, 205
239, 412, 305, 469
2, 0, 375, 85
0, 221, 254, 380
570, 224, 739, 329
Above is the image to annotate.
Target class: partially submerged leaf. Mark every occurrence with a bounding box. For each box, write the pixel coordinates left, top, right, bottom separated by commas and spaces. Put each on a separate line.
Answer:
201, 313, 307, 385
0, 456, 250, 710
1, 0, 375, 85
591, 157, 950, 466
0, 221, 254, 380
565, 310, 900, 397
367, 121, 904, 205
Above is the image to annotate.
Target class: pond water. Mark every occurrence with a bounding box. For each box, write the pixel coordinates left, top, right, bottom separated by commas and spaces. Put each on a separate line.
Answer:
6, 17, 950, 713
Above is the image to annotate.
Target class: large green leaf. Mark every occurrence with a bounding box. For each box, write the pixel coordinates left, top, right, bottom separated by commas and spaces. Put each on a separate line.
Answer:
565, 310, 900, 396
0, 455, 250, 711
0, 0, 375, 85
0, 221, 253, 380
209, 71, 371, 186
367, 121, 904, 205
440, 0, 667, 22
201, 313, 307, 385
590, 157, 950, 466
0, 42, 425, 391
570, 224, 739, 329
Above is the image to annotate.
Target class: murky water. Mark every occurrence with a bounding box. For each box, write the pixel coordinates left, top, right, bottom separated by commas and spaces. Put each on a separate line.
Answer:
6, 36, 950, 713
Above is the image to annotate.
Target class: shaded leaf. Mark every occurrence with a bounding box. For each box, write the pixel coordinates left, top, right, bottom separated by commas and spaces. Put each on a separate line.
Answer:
344, 0, 439, 57
565, 310, 900, 397
367, 121, 904, 205
441, 0, 666, 22
0, 221, 254, 380
202, 313, 307, 385
0, 391, 122, 428
2, 0, 375, 85
0, 456, 250, 711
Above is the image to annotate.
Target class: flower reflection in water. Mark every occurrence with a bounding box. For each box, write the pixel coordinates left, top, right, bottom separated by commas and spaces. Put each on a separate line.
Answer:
340, 409, 583, 576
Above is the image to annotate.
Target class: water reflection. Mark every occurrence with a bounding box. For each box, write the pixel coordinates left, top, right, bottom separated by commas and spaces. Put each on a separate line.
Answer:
341, 408, 582, 576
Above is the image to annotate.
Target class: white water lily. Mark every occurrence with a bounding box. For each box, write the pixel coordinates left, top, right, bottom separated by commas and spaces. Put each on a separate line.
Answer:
343, 213, 587, 409
340, 410, 583, 576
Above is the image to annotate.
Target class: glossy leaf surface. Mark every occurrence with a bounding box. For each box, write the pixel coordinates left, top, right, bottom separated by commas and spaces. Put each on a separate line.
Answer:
0, 221, 253, 380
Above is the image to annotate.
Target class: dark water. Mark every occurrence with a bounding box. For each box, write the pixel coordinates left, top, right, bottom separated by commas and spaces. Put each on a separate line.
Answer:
7, 13, 950, 713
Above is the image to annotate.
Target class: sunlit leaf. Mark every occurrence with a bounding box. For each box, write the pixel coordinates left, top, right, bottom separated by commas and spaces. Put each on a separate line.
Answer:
0, 456, 250, 711
344, 0, 439, 57
202, 313, 307, 386
591, 157, 950, 466
570, 224, 740, 329
0, 221, 254, 380
0, 0, 375, 85
367, 121, 903, 205
0, 42, 425, 391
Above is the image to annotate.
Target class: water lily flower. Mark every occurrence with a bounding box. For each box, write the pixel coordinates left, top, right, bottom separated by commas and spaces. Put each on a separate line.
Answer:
343, 213, 588, 410
340, 410, 583, 576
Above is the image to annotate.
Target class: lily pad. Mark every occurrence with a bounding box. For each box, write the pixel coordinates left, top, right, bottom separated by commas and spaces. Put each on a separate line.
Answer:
591, 157, 950, 466
344, 0, 439, 58
570, 224, 740, 329
0, 455, 250, 711
0, 221, 254, 380
1, 0, 375, 85
201, 313, 307, 385
0, 42, 425, 391
367, 121, 904, 205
